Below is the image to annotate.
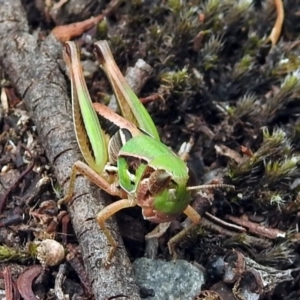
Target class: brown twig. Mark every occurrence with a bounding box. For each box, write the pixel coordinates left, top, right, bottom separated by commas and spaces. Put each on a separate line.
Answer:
225, 214, 286, 239
205, 212, 246, 232
51, 0, 123, 42
140, 93, 162, 104
66, 244, 92, 295
214, 144, 244, 164
51, 14, 104, 42
3, 267, 13, 300
201, 217, 272, 249
60, 212, 70, 245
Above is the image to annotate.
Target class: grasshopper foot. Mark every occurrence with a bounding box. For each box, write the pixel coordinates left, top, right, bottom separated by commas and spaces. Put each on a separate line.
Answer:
102, 244, 117, 269
57, 194, 74, 209
167, 240, 178, 261
168, 223, 198, 260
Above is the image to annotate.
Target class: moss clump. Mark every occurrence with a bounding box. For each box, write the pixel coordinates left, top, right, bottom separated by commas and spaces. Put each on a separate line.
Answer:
227, 127, 300, 209
0, 245, 33, 262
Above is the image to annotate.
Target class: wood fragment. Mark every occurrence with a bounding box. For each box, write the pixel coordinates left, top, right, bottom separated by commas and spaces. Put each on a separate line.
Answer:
140, 93, 162, 104
214, 144, 244, 164
201, 217, 272, 248
3, 267, 13, 300
205, 212, 246, 232
51, 0, 123, 42
66, 245, 92, 295
51, 14, 104, 42
226, 214, 286, 239
240, 145, 253, 157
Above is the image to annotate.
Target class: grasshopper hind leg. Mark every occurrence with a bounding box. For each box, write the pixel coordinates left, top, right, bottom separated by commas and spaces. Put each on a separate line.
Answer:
144, 138, 199, 257
96, 198, 137, 267
57, 160, 124, 208
167, 205, 201, 259
58, 161, 136, 267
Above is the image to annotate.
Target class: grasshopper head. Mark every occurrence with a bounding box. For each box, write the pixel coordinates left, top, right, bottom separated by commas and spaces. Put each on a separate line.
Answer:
137, 155, 191, 223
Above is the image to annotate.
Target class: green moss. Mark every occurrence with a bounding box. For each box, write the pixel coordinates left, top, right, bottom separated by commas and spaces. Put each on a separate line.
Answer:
242, 34, 264, 56
229, 93, 257, 120
97, 18, 108, 39
227, 127, 299, 209
272, 55, 300, 76
168, 0, 182, 14
0, 245, 32, 262
160, 67, 189, 90
232, 55, 254, 78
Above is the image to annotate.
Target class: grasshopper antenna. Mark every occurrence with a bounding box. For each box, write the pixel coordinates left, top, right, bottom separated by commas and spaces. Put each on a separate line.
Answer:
186, 184, 235, 191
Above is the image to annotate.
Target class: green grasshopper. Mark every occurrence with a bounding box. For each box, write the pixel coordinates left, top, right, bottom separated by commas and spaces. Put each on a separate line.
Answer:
60, 40, 233, 267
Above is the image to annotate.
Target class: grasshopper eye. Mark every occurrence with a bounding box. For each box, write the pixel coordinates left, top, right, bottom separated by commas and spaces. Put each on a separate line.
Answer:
119, 128, 133, 144
148, 170, 171, 195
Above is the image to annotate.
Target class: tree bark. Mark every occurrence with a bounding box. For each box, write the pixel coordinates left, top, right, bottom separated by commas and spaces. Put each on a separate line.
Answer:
0, 1, 140, 299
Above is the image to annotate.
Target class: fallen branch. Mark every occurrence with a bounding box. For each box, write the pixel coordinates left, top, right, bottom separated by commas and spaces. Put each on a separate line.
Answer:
226, 214, 286, 239
0, 1, 140, 299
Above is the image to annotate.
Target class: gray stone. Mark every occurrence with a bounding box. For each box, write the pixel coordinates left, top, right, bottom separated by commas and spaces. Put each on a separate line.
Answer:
133, 258, 204, 300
